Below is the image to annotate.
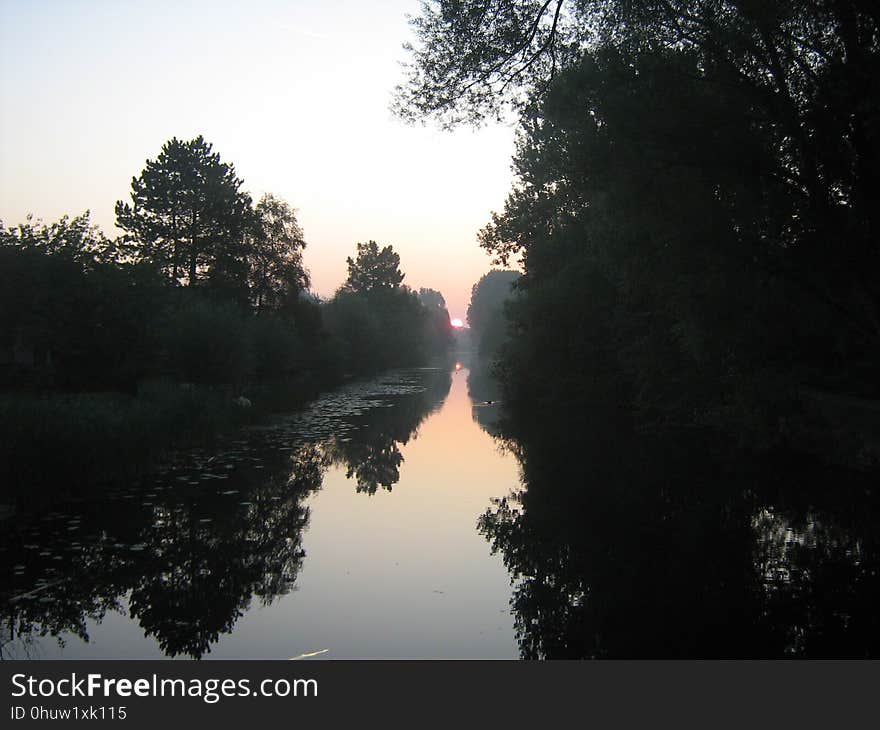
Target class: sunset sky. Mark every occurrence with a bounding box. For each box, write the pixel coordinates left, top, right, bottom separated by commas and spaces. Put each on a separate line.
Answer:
0, 0, 517, 319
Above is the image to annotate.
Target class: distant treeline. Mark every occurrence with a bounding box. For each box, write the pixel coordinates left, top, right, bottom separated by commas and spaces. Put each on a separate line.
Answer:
0, 136, 453, 503
466, 270, 520, 358
414, 2, 880, 462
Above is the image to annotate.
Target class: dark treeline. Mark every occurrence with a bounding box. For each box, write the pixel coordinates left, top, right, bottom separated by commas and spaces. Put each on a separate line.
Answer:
406, 1, 880, 466
466, 270, 520, 357
325, 241, 453, 374
0, 136, 452, 504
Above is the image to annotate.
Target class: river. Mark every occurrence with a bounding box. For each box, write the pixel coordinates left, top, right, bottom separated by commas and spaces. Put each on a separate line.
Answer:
1, 364, 519, 659
3, 362, 878, 659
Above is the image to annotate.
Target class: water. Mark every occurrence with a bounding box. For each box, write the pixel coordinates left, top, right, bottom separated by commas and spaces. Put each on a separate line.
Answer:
479, 399, 880, 658
0, 365, 519, 659
3, 363, 878, 659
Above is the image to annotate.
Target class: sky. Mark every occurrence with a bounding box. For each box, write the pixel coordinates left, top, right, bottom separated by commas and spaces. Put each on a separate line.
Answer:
0, 0, 517, 319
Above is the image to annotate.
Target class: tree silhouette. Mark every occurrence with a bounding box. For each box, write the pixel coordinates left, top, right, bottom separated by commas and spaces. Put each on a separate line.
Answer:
418, 287, 455, 355
0, 213, 164, 390
393, 0, 572, 126
115, 136, 252, 294
344, 240, 404, 293
247, 193, 309, 312
417, 288, 446, 310
401, 2, 880, 439
467, 270, 520, 356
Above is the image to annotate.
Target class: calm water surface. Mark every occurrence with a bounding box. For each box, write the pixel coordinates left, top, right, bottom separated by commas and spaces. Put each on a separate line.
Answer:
4, 363, 878, 658
1, 365, 520, 659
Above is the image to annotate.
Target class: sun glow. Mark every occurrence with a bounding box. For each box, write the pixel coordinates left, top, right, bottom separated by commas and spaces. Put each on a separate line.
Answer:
450, 318, 464, 328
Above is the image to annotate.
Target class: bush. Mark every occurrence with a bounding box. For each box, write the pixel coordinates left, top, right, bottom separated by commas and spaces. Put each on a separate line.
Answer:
0, 385, 245, 508
163, 299, 250, 385
246, 314, 302, 380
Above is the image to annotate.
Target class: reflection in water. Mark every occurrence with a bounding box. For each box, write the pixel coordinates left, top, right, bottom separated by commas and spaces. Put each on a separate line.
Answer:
128, 446, 325, 658
2, 446, 324, 659
326, 369, 451, 495
5, 362, 875, 659
468, 363, 879, 658
1, 368, 455, 659
467, 364, 504, 436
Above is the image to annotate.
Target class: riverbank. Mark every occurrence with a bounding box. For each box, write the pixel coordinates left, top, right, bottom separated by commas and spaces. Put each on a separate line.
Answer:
0, 373, 330, 512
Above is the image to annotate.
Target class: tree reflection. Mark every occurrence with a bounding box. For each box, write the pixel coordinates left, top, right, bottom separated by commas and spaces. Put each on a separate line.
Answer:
476, 397, 879, 658
327, 368, 451, 495
748, 482, 880, 657
129, 446, 324, 657
466, 361, 504, 436
1, 445, 325, 659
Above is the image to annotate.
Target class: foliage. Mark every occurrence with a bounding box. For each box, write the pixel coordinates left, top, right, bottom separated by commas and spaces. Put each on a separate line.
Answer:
343, 240, 405, 293
247, 312, 304, 380
324, 243, 453, 374
466, 270, 521, 356
0, 211, 120, 264
0, 214, 165, 390
419, 287, 456, 355
402, 1, 880, 444
394, 0, 578, 126
322, 290, 383, 372
115, 136, 253, 297
247, 193, 309, 312
162, 298, 251, 385
417, 287, 446, 310
323, 287, 434, 373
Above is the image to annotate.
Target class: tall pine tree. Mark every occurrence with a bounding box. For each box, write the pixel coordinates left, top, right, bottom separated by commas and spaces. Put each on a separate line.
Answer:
115, 136, 252, 296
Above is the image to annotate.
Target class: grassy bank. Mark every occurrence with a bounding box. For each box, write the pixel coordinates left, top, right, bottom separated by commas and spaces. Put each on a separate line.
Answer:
0, 377, 328, 511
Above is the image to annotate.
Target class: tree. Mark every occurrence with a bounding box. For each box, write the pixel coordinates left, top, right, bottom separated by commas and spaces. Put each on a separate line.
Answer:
0, 211, 119, 265
418, 287, 455, 354
467, 270, 520, 356
393, 0, 575, 127
115, 136, 252, 292
343, 240, 404, 293
417, 287, 446, 311
0, 213, 164, 389
400, 1, 880, 329
247, 193, 309, 312
399, 0, 880, 435
326, 245, 452, 373
162, 299, 250, 385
